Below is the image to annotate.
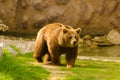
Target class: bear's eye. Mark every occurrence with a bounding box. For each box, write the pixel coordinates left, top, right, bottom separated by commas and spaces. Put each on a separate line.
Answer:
68, 36, 72, 39
75, 36, 77, 39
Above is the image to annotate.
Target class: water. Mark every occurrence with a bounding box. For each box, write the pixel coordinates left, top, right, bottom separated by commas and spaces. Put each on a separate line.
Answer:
78, 43, 120, 60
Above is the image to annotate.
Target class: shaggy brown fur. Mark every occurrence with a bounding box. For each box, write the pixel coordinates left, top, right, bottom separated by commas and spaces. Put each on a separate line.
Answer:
34, 23, 81, 68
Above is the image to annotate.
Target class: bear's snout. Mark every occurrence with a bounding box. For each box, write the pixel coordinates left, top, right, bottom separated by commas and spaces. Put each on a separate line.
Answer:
70, 39, 78, 47
73, 41, 77, 45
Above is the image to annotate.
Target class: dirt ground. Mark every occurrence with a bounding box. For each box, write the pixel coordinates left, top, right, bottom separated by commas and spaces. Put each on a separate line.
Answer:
31, 62, 67, 80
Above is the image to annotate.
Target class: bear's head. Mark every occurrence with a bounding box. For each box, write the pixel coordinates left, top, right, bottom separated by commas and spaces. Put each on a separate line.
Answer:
61, 27, 81, 48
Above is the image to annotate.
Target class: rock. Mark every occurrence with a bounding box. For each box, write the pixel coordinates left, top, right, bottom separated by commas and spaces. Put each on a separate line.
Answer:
6, 46, 18, 56
0, 24, 9, 32
7, 40, 35, 54
93, 35, 114, 46
0, 19, 3, 23
15, 41, 35, 54
82, 35, 92, 47
0, 35, 35, 56
93, 36, 109, 43
90, 42, 98, 49
33, 0, 48, 11
0, 18, 9, 32
97, 42, 114, 47
0, 0, 120, 36
0, 43, 4, 56
106, 29, 120, 44
83, 35, 92, 40
83, 35, 114, 48
56, 0, 70, 5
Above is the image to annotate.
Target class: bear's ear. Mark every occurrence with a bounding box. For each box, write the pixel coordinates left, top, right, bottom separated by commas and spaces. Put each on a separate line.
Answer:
75, 28, 81, 34
63, 28, 68, 34
65, 25, 72, 29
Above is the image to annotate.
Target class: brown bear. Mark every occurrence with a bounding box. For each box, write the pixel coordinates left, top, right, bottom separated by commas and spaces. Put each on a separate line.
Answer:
34, 23, 81, 68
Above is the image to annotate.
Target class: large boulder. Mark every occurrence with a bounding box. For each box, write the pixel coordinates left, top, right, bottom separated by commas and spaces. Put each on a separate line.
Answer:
0, 24, 9, 32
0, 0, 120, 36
107, 29, 120, 44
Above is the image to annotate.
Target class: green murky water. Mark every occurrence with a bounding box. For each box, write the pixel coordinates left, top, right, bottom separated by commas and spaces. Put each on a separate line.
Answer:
78, 44, 120, 58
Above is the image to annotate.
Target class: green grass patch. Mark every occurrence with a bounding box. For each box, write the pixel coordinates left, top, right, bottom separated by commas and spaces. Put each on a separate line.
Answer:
61, 59, 120, 80
1, 45, 120, 80
0, 49, 50, 80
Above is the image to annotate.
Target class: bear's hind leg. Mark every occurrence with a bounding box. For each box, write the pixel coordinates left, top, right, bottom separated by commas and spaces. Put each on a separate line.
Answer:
34, 37, 48, 63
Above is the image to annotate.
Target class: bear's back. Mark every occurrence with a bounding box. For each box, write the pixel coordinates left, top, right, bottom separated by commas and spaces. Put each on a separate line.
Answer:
39, 23, 73, 34
43, 23, 63, 33
38, 23, 63, 40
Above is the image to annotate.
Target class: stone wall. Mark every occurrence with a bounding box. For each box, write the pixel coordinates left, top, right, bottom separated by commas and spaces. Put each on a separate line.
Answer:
0, 0, 120, 36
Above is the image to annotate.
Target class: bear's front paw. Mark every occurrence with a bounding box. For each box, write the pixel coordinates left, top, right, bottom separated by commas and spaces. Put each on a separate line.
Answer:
36, 58, 43, 63
67, 65, 74, 68
43, 61, 52, 65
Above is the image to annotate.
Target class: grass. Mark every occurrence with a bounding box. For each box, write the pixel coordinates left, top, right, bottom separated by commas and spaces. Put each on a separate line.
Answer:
0, 48, 50, 80
1, 45, 120, 80
61, 59, 120, 80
